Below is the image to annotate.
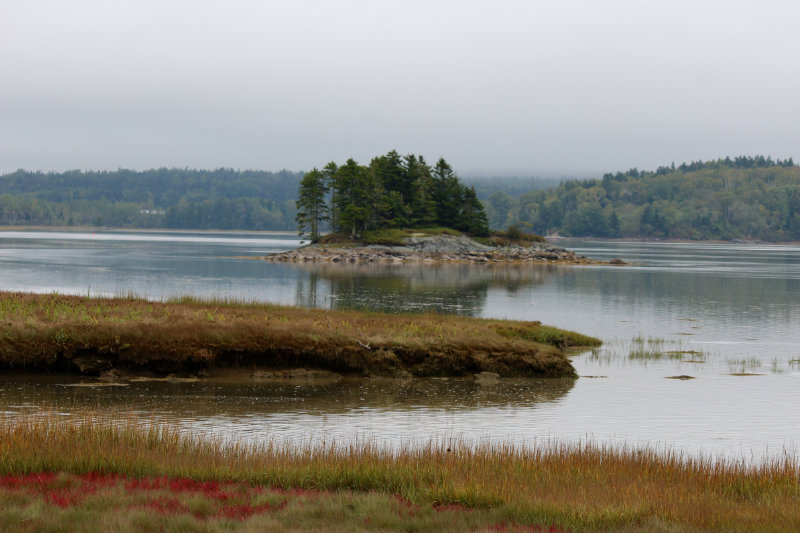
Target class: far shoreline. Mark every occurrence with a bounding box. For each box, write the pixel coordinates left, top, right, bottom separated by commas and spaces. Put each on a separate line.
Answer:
1, 225, 799, 245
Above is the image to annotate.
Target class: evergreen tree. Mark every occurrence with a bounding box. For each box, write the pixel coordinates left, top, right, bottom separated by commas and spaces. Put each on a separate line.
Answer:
459, 186, 490, 236
410, 170, 438, 227
297, 151, 492, 238
432, 158, 462, 227
321, 162, 339, 232
295, 168, 328, 240
371, 150, 408, 200
332, 158, 375, 237
369, 152, 410, 227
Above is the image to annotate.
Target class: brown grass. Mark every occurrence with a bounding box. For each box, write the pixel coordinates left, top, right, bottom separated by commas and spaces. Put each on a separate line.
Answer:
0, 412, 797, 532
0, 291, 597, 378
488, 229, 547, 247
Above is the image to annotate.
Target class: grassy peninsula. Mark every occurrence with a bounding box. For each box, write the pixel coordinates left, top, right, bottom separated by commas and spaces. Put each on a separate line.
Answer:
1, 413, 798, 532
0, 292, 597, 378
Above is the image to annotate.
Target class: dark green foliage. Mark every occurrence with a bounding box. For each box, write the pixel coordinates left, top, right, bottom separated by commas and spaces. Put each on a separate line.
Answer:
295, 168, 328, 240
316, 151, 491, 237
332, 158, 379, 237
484, 156, 800, 241
0, 168, 302, 230
458, 186, 490, 236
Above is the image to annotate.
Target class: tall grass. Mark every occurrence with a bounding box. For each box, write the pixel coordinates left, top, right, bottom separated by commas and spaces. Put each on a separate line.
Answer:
0, 412, 797, 532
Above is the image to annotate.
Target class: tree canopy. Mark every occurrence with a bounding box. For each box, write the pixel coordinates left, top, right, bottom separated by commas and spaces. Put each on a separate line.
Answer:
296, 151, 489, 239
0, 167, 301, 230
483, 155, 800, 241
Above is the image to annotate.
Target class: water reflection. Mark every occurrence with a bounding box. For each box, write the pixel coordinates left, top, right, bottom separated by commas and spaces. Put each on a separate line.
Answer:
0, 375, 574, 419
294, 262, 560, 315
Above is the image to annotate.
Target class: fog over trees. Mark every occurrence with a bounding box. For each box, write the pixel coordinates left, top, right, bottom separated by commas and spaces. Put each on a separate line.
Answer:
2, 155, 798, 242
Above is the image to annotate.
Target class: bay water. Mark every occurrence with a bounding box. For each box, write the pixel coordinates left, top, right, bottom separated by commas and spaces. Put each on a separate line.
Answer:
0, 230, 798, 462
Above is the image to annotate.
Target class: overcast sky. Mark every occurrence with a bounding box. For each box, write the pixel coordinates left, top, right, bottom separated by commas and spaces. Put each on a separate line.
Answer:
2, 1, 799, 177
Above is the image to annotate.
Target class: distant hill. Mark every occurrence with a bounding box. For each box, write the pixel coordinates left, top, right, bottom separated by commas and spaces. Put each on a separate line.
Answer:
486, 156, 800, 241
0, 168, 302, 230
4, 156, 799, 241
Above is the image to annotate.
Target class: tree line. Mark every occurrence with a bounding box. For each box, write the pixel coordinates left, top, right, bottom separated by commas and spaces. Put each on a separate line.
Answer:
484, 156, 800, 241
295, 151, 489, 240
4, 155, 799, 241
0, 168, 301, 230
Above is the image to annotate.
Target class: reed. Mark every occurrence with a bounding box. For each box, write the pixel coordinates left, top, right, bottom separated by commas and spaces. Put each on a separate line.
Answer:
0, 412, 797, 532
0, 291, 597, 378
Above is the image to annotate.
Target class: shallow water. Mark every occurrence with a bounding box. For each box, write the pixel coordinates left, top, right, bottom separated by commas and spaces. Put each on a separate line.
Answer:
0, 230, 798, 461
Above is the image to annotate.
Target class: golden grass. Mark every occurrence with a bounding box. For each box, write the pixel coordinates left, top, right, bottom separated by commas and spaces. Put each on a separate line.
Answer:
0, 291, 596, 378
0, 412, 797, 532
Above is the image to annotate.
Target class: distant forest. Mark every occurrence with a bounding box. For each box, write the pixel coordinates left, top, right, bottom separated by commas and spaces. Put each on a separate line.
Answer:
0, 168, 301, 230
2, 155, 799, 241
484, 156, 800, 241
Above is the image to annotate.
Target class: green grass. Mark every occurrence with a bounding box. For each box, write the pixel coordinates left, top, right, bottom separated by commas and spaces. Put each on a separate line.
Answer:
627, 336, 706, 361
315, 227, 463, 247
0, 412, 798, 532
495, 324, 602, 349
359, 227, 462, 245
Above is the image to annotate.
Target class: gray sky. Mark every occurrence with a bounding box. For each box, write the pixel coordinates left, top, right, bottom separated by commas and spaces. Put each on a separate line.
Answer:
2, 0, 799, 177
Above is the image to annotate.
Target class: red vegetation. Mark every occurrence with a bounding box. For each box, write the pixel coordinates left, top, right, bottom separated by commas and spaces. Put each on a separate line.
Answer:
0, 472, 285, 521
0, 472, 568, 530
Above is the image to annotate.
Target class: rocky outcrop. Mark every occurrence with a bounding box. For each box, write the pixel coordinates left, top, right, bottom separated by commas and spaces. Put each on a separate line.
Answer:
265, 234, 605, 264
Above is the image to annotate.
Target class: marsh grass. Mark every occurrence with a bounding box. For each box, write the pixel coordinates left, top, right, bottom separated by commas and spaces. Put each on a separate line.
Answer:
727, 357, 763, 373
0, 412, 798, 532
0, 291, 597, 378
771, 358, 786, 374
584, 337, 715, 369
601, 336, 707, 362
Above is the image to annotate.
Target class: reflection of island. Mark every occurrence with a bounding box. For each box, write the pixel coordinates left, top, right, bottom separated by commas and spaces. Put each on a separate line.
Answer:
293, 263, 565, 316
0, 376, 575, 418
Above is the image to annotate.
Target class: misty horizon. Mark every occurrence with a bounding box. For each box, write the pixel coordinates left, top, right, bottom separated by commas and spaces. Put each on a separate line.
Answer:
3, 1, 799, 178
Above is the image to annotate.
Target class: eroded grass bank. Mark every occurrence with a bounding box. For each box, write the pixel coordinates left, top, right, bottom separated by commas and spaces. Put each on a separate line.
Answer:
1, 414, 798, 532
0, 292, 597, 378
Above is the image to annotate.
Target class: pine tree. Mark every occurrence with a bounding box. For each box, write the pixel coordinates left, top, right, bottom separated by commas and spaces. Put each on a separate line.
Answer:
410, 160, 438, 227
333, 158, 376, 237
295, 168, 328, 241
297, 151, 490, 238
321, 162, 339, 232
459, 186, 490, 236
370, 152, 410, 227
432, 158, 462, 227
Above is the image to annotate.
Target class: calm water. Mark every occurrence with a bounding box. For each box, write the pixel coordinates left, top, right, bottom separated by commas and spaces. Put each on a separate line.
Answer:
0, 230, 799, 461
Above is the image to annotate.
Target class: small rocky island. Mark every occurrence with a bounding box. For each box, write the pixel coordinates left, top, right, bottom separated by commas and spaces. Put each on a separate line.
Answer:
286, 151, 624, 265
265, 233, 609, 264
